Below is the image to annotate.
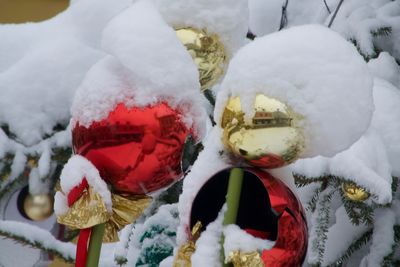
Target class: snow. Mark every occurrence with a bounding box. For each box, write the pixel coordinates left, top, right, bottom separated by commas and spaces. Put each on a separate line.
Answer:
223, 224, 274, 256
191, 205, 226, 267
321, 206, 369, 265
175, 127, 230, 245
370, 78, 400, 177
54, 155, 112, 215
293, 130, 393, 205
360, 209, 396, 267
248, 0, 284, 36
127, 204, 179, 266
215, 24, 374, 158
72, 0, 208, 139
0, 220, 75, 260
0, 0, 131, 146
368, 52, 400, 88
292, 77, 400, 203
154, 0, 249, 57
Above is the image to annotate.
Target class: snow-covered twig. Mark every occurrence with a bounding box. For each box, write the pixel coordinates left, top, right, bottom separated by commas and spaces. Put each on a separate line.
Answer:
0, 220, 75, 263
328, 0, 345, 27
279, 0, 289, 30
323, 0, 331, 14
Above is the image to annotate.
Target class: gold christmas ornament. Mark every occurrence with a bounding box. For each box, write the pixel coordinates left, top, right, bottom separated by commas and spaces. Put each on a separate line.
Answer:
221, 94, 304, 168
175, 27, 226, 91
23, 193, 54, 221
342, 182, 370, 202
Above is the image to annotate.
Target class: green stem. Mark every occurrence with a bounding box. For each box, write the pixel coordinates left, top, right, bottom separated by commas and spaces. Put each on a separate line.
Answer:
86, 223, 105, 267
221, 168, 244, 266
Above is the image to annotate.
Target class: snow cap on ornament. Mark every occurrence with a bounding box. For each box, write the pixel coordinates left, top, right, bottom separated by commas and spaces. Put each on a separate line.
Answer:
154, 0, 249, 90
70, 0, 207, 194
215, 24, 374, 167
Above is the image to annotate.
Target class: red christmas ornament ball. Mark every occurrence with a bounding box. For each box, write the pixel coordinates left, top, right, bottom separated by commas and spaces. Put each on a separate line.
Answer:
190, 168, 307, 266
72, 102, 190, 194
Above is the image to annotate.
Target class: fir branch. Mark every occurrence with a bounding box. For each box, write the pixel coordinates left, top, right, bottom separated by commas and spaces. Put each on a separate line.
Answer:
0, 221, 75, 263
382, 225, 400, 267
0, 174, 27, 200
293, 173, 328, 187
392, 177, 399, 194
371, 26, 392, 37
327, 228, 373, 267
314, 189, 336, 263
307, 186, 323, 212
341, 191, 374, 225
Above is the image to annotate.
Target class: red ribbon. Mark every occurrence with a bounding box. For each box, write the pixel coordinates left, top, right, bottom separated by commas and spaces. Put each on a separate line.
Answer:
67, 178, 91, 267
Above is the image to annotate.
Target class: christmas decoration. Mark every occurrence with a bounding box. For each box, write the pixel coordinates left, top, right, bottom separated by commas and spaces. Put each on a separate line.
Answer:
221, 94, 304, 168
175, 27, 226, 91
57, 180, 151, 242
21, 192, 54, 222
72, 102, 190, 195
341, 182, 370, 202
177, 168, 307, 266
2, 0, 400, 266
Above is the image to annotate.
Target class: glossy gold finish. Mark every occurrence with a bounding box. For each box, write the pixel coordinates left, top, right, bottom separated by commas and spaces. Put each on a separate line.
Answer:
24, 193, 54, 221
175, 27, 226, 91
57, 187, 109, 229
221, 94, 304, 169
227, 251, 264, 267
57, 187, 152, 242
342, 182, 370, 202
104, 193, 152, 242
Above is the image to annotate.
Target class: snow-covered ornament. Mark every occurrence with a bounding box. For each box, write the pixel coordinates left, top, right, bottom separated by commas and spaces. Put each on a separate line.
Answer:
56, 1, 208, 266
155, 0, 249, 90
221, 94, 304, 168
175, 27, 226, 91
215, 25, 374, 159
176, 168, 307, 266
72, 102, 189, 194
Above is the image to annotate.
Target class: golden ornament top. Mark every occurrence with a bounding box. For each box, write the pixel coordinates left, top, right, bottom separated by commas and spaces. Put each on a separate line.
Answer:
342, 182, 370, 202
175, 27, 226, 91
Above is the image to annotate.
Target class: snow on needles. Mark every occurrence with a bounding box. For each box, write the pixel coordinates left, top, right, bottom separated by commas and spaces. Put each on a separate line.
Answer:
54, 155, 112, 215
215, 25, 374, 158
154, 0, 248, 56
72, 0, 207, 139
0, 0, 131, 146
293, 77, 400, 204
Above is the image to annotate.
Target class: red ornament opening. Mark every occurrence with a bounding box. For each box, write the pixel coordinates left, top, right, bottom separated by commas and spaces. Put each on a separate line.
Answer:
189, 168, 308, 266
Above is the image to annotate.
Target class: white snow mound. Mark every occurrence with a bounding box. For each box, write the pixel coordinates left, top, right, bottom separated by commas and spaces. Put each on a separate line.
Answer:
72, 0, 207, 139
215, 24, 374, 158
154, 0, 249, 56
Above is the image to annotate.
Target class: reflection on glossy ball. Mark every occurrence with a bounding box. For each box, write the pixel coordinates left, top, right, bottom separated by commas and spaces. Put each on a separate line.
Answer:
24, 194, 54, 221
342, 182, 370, 202
221, 94, 304, 168
175, 27, 226, 91
72, 103, 189, 195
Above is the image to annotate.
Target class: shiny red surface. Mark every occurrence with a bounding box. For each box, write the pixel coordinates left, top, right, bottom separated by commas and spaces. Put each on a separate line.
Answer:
251, 169, 308, 267
248, 153, 285, 169
72, 103, 189, 194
